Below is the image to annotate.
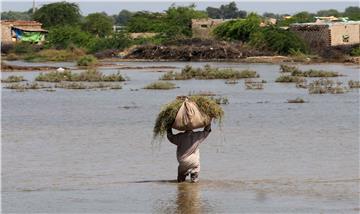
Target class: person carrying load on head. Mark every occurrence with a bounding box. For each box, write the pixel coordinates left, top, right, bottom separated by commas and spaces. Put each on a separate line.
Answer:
167, 123, 211, 183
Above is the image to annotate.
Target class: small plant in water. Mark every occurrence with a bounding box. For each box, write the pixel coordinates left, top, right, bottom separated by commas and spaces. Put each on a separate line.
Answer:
143, 81, 177, 90
1, 75, 26, 83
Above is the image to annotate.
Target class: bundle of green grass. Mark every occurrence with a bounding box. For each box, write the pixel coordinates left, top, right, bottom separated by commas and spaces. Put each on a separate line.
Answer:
153, 96, 224, 139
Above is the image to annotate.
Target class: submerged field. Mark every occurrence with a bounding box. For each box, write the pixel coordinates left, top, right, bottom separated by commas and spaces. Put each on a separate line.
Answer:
2, 60, 359, 213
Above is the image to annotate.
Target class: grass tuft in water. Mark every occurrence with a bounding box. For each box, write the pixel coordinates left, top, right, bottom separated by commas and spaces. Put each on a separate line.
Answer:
143, 81, 177, 90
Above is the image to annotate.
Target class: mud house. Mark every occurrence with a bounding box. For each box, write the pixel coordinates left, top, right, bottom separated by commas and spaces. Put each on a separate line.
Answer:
1, 20, 47, 44
191, 18, 226, 38
289, 21, 360, 50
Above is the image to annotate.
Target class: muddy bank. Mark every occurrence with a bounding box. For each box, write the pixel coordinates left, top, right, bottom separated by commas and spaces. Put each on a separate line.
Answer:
1, 62, 68, 72
124, 39, 272, 61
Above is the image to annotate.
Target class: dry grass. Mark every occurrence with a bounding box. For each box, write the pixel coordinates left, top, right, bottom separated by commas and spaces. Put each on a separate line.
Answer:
348, 80, 360, 88
245, 79, 264, 89
4, 82, 51, 91
308, 79, 347, 94
54, 82, 122, 90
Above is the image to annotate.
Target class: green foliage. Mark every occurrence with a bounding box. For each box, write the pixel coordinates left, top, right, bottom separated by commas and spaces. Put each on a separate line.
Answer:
83, 13, 114, 37
36, 70, 125, 82
113, 9, 133, 25
250, 26, 307, 55
213, 13, 261, 42
77, 55, 98, 66
344, 6, 360, 20
24, 48, 85, 62
33, 1, 81, 28
46, 26, 93, 49
275, 75, 302, 83
1, 10, 32, 20
11, 42, 34, 54
162, 4, 208, 39
316, 9, 340, 17
350, 46, 360, 56
143, 81, 177, 90
126, 12, 165, 33
277, 11, 316, 26
87, 32, 131, 53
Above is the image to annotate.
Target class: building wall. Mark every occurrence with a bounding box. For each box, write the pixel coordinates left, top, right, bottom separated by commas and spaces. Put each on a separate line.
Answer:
1, 24, 13, 44
330, 23, 360, 46
289, 25, 331, 50
192, 19, 225, 38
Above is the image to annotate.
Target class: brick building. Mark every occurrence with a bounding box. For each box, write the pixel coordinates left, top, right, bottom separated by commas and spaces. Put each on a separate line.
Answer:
1, 20, 47, 44
289, 21, 360, 50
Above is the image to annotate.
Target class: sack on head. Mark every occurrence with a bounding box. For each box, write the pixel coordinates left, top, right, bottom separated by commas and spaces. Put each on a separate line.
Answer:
172, 98, 210, 131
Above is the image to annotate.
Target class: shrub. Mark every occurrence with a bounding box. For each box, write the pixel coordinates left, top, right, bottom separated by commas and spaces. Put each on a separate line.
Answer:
159, 64, 258, 80
11, 42, 34, 54
350, 46, 360, 56
348, 80, 360, 88
35, 70, 125, 82
1, 75, 26, 83
275, 75, 303, 83
25, 48, 85, 62
77, 55, 98, 66
143, 81, 176, 90
46, 26, 93, 49
280, 64, 301, 73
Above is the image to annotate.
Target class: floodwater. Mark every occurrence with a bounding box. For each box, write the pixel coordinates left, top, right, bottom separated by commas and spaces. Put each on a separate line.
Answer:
2, 61, 359, 213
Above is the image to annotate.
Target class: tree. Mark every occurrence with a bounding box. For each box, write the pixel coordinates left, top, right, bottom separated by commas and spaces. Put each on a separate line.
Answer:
206, 7, 221, 19
316, 9, 340, 17
33, 1, 81, 28
126, 12, 165, 33
278, 11, 315, 26
206, 2, 246, 19
1, 10, 32, 20
343, 6, 360, 20
213, 13, 261, 42
162, 4, 208, 39
113, 10, 133, 25
46, 26, 93, 49
83, 13, 114, 37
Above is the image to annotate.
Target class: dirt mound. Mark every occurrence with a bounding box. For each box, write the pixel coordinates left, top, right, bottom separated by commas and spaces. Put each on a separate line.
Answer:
125, 39, 273, 61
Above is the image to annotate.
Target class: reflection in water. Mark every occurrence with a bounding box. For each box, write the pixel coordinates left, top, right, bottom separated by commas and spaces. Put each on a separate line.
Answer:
176, 183, 202, 214
154, 182, 213, 214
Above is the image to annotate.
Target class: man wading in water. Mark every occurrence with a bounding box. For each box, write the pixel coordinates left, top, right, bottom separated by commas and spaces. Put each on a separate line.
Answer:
167, 123, 211, 183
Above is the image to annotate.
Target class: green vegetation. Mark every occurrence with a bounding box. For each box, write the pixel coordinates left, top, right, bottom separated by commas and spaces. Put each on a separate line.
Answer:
214, 15, 307, 55
82, 13, 114, 37
348, 80, 360, 88
77, 55, 98, 66
24, 48, 86, 62
153, 96, 224, 138
350, 46, 360, 56
33, 2, 81, 28
291, 69, 340, 77
280, 64, 300, 73
4, 82, 51, 90
277, 11, 315, 26
143, 81, 177, 90
1, 75, 26, 83
54, 82, 122, 90
35, 70, 125, 82
275, 75, 303, 83
160, 65, 258, 80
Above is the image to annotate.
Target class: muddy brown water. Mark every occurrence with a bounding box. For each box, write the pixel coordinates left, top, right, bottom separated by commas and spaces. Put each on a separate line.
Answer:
2, 61, 359, 213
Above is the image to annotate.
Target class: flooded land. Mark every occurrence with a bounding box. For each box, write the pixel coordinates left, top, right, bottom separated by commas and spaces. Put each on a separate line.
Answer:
2, 61, 359, 213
